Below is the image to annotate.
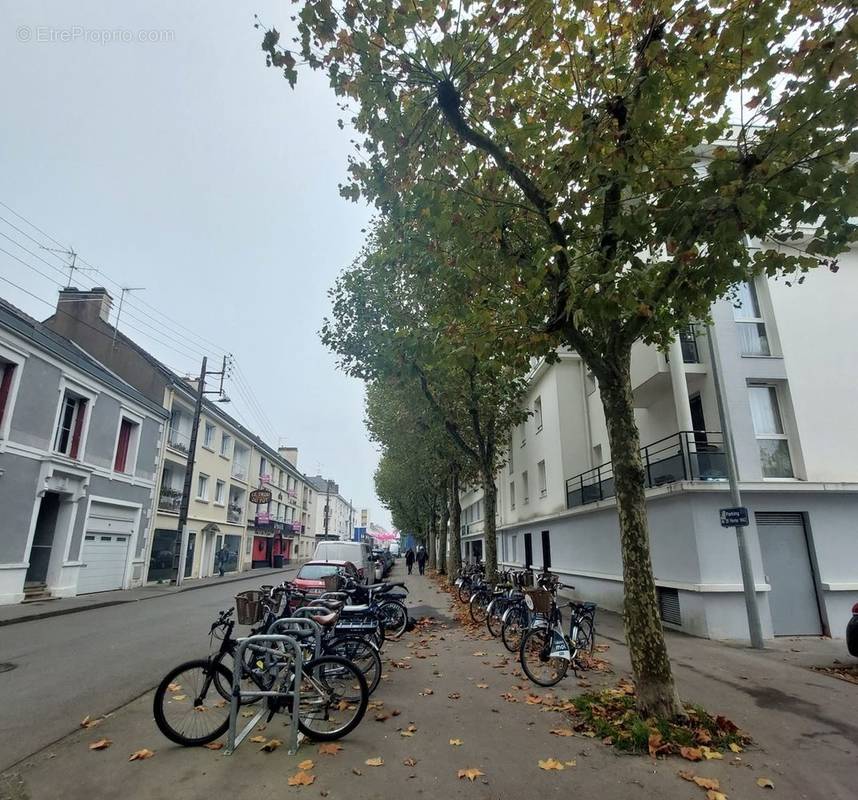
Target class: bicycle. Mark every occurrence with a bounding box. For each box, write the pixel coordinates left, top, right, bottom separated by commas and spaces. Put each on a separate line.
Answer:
152, 607, 369, 746
454, 563, 484, 604
500, 570, 560, 653
518, 586, 597, 687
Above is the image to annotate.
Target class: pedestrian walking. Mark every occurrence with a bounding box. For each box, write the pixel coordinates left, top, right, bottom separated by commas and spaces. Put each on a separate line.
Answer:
416, 545, 427, 576
216, 545, 230, 577
405, 547, 415, 574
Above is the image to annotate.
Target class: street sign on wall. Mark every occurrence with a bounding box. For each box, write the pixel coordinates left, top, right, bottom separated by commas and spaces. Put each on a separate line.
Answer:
720, 506, 749, 528
250, 489, 272, 505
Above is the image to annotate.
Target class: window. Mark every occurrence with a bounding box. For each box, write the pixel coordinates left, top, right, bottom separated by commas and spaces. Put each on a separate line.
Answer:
215, 479, 225, 504
54, 390, 88, 458
508, 437, 514, 474
0, 361, 17, 432
196, 473, 209, 501
522, 471, 529, 504
510, 534, 517, 563
538, 460, 547, 497
733, 281, 770, 356
748, 385, 793, 478
509, 481, 516, 510
520, 420, 526, 448
534, 396, 543, 432
259, 456, 269, 478
278, 469, 284, 488
113, 417, 139, 473
231, 443, 249, 480
220, 432, 232, 457
203, 422, 216, 449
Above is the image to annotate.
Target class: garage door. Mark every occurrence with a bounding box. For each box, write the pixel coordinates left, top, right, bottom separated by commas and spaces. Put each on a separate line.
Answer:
78, 503, 136, 594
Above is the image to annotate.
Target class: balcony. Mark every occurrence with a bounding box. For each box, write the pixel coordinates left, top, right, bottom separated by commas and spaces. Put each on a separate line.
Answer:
158, 487, 183, 513
630, 326, 706, 408
166, 427, 190, 454
227, 503, 243, 524
565, 431, 728, 509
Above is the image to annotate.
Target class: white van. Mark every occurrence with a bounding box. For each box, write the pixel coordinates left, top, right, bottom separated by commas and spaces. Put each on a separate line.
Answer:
312, 540, 374, 584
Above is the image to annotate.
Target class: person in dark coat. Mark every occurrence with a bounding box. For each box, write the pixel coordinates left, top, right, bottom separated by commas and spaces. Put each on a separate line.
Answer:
416, 545, 428, 575
405, 547, 415, 574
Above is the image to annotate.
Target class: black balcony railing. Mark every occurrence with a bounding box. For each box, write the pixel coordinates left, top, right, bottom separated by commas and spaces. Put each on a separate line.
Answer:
565, 430, 728, 509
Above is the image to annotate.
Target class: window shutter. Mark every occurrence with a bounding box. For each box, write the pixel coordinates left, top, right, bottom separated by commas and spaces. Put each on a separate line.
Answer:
69, 399, 87, 459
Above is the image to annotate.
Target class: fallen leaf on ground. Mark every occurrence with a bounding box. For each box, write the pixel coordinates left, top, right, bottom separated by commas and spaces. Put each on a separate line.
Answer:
391, 709, 401, 716
400, 730, 414, 737
700, 746, 723, 760
213, 700, 227, 709
167, 683, 181, 692
538, 758, 566, 771
365, 757, 384, 767
678, 770, 696, 782
729, 742, 743, 753
550, 728, 575, 737
448, 692, 461, 700
419, 688, 434, 696
298, 759, 314, 770
203, 742, 224, 751
526, 695, 543, 705
472, 652, 487, 657
260, 739, 282, 752
288, 771, 316, 786
449, 739, 464, 746
249, 735, 268, 743
403, 757, 417, 766
695, 728, 713, 745
128, 748, 155, 761
564, 760, 577, 767
241, 710, 255, 718
693, 776, 720, 790
648, 732, 666, 757
680, 746, 703, 762
706, 792, 728, 800
171, 695, 187, 701
89, 739, 112, 751
375, 714, 389, 722
476, 683, 489, 689
756, 777, 775, 789
457, 768, 485, 781
352, 768, 362, 776
318, 743, 342, 755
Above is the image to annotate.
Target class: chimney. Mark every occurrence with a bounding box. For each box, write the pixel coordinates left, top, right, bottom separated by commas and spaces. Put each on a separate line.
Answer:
278, 446, 298, 467
57, 286, 113, 325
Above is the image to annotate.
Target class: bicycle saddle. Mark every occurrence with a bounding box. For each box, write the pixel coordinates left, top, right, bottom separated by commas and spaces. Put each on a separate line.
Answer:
309, 610, 341, 627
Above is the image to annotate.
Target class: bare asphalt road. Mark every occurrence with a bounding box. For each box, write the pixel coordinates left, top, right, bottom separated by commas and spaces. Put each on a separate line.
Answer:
0, 568, 298, 770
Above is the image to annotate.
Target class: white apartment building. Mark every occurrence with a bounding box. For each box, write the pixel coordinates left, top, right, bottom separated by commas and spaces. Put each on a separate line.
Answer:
460, 257, 858, 640
306, 476, 355, 541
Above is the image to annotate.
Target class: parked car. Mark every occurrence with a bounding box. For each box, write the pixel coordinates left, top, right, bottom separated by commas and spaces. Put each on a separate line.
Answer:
388, 542, 401, 558
848, 602, 858, 657
372, 548, 394, 577
293, 560, 359, 596
313, 540, 373, 583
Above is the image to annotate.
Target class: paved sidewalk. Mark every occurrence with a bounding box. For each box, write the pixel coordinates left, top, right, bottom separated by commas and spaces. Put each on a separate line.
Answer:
2, 568, 856, 800
0, 565, 301, 627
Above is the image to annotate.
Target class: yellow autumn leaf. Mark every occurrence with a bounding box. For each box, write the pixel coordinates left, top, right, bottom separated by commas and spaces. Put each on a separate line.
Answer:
693, 776, 720, 790
260, 739, 282, 752
756, 777, 775, 789
549, 728, 575, 737
729, 743, 743, 753
457, 767, 485, 781
318, 743, 342, 755
449, 738, 464, 746
249, 735, 268, 743
538, 758, 565, 771
171, 695, 187, 701
128, 748, 155, 761
88, 738, 112, 751
287, 771, 316, 786
298, 759, 314, 770
706, 792, 728, 800
365, 756, 384, 766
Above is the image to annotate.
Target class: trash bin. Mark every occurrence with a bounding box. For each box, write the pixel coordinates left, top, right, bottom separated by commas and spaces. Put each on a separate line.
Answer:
273, 554, 284, 568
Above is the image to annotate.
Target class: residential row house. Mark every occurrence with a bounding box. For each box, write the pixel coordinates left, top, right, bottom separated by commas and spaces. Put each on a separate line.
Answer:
43, 288, 323, 583
0, 298, 168, 604
305, 476, 355, 540
458, 248, 858, 641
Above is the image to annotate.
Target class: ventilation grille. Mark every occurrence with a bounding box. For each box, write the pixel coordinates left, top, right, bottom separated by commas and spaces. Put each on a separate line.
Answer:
658, 587, 681, 626
755, 512, 804, 526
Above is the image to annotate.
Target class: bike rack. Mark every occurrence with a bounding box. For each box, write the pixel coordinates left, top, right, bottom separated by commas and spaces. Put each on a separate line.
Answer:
267, 615, 323, 660
226, 634, 303, 756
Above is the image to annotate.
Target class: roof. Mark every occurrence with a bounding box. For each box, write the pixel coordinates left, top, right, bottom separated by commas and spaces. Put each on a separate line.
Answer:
0, 296, 168, 418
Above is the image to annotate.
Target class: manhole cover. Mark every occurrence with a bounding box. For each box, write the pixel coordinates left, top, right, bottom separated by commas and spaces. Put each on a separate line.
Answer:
0, 662, 17, 674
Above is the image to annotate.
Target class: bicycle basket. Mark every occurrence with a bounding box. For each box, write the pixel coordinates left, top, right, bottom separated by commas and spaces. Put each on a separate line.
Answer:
234, 590, 265, 625
323, 574, 345, 592
523, 589, 553, 615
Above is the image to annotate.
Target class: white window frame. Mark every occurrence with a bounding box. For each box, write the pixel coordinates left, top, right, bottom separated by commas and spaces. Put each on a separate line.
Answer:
196, 472, 210, 501
214, 479, 226, 505
202, 421, 216, 450
748, 383, 794, 479
733, 280, 771, 357
534, 396, 543, 432
537, 459, 547, 497
51, 377, 97, 460
522, 471, 529, 505
111, 407, 143, 475
220, 432, 232, 458
0, 341, 27, 444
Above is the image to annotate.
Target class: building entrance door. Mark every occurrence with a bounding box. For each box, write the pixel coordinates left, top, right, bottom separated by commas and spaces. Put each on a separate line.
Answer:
757, 512, 822, 635
25, 492, 61, 587
524, 533, 533, 569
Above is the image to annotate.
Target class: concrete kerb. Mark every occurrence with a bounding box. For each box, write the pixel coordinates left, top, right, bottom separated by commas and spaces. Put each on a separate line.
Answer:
0, 566, 297, 628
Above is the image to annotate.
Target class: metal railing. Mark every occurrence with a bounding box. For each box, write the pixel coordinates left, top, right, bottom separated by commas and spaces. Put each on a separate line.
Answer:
166, 427, 190, 452
158, 489, 182, 513
565, 430, 728, 509
227, 503, 243, 523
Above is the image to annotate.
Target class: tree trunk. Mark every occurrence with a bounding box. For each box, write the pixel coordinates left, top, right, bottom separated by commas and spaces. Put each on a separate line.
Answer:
428, 506, 437, 570
481, 470, 498, 582
449, 467, 462, 577
439, 479, 449, 575
598, 345, 683, 719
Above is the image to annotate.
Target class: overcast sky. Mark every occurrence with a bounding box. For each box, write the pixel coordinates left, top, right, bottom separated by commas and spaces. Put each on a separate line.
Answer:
0, 1, 391, 527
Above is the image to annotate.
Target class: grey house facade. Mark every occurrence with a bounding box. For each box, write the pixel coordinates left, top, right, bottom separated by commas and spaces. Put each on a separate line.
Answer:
0, 298, 167, 605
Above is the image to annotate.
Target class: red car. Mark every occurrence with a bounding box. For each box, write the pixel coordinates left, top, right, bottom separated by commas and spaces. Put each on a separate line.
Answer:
293, 560, 358, 596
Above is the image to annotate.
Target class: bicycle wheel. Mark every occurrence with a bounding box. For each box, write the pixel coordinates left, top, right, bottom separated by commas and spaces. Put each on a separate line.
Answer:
575, 616, 595, 656
520, 628, 569, 687
469, 591, 489, 624
457, 580, 471, 604
296, 656, 368, 741
486, 599, 506, 638
153, 659, 232, 746
325, 635, 382, 695
378, 599, 408, 639
501, 606, 528, 653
